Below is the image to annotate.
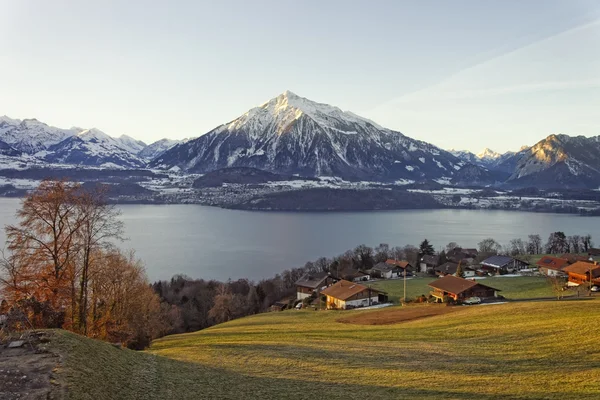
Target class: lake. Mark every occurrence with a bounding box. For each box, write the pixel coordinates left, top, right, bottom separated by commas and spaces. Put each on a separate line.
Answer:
1, 197, 599, 282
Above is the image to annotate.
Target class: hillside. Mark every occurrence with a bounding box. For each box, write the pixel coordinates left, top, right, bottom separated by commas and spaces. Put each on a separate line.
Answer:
25, 300, 600, 399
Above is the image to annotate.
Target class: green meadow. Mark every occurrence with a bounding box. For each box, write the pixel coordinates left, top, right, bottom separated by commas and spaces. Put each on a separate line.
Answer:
371, 275, 557, 302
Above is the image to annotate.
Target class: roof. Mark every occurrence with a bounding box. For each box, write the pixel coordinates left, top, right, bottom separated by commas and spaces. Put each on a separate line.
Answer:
295, 272, 330, 289
428, 275, 499, 295
434, 262, 475, 275
480, 255, 515, 268
589, 248, 600, 256
559, 254, 592, 264
320, 280, 381, 301
342, 269, 369, 280
536, 256, 570, 271
373, 262, 397, 273
563, 261, 600, 277
420, 255, 438, 265
385, 259, 412, 269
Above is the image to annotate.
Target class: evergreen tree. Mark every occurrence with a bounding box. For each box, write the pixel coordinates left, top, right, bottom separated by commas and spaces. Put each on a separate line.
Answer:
419, 239, 435, 256
455, 263, 465, 278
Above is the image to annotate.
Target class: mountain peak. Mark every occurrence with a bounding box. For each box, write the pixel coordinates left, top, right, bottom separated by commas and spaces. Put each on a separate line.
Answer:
477, 148, 501, 160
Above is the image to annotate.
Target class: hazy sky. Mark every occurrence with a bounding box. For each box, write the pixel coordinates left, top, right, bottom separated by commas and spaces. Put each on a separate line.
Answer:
1, 0, 599, 153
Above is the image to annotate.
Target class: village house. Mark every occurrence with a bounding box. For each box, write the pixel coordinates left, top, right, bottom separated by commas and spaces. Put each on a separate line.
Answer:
295, 272, 336, 300
320, 279, 387, 309
370, 263, 401, 279
479, 255, 529, 275
562, 261, 600, 287
419, 255, 438, 273
536, 256, 570, 277
370, 259, 413, 279
428, 275, 499, 303
446, 248, 478, 264
559, 254, 593, 264
589, 248, 600, 257
434, 262, 476, 277
335, 268, 371, 282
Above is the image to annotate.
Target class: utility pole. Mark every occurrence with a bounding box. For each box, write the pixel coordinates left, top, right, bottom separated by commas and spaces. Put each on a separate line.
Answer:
403, 265, 407, 304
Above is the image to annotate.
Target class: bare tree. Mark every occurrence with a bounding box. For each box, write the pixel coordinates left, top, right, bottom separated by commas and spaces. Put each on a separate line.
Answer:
526, 234, 543, 255
547, 276, 565, 300
478, 238, 501, 254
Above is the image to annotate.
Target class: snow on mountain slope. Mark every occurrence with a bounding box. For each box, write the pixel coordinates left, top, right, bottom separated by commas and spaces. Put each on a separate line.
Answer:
44, 128, 146, 168
505, 134, 600, 187
477, 148, 502, 161
150, 91, 493, 182
139, 138, 180, 160
0, 116, 79, 154
117, 135, 147, 154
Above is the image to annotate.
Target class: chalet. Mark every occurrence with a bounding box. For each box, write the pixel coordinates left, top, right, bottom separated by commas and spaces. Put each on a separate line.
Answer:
428, 275, 499, 303
295, 272, 336, 300
563, 262, 600, 287
419, 255, 438, 273
371, 263, 401, 279
338, 268, 371, 282
434, 262, 476, 277
446, 248, 478, 264
385, 259, 413, 271
589, 248, 600, 257
480, 255, 529, 275
321, 280, 387, 309
536, 256, 570, 277
559, 254, 592, 264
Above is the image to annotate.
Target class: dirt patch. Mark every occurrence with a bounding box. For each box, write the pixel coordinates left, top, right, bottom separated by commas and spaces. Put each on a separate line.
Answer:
337, 305, 463, 325
0, 331, 63, 400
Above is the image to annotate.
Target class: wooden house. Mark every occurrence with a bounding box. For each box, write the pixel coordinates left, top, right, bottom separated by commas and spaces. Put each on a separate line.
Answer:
428, 275, 499, 303
536, 256, 570, 277
320, 280, 387, 309
419, 255, 438, 273
480, 255, 529, 275
563, 262, 600, 287
295, 272, 336, 300
434, 262, 476, 277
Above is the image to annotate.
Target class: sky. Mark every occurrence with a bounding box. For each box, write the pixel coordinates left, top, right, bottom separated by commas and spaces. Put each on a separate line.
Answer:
1, 0, 599, 153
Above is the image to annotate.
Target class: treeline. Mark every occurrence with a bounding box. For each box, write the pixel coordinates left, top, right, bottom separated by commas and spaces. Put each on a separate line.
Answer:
0, 180, 166, 349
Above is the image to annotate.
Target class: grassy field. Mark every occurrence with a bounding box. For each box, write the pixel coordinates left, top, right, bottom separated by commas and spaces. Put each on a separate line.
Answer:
50, 299, 600, 399
370, 275, 556, 302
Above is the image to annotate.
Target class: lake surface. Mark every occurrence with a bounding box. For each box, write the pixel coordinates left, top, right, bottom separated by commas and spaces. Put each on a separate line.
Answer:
1, 197, 599, 282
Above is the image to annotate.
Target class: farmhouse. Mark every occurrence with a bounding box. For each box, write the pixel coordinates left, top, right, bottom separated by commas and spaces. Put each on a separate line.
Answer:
536, 256, 570, 277
562, 262, 600, 287
371, 263, 401, 279
295, 272, 335, 300
559, 254, 592, 264
419, 255, 438, 273
320, 280, 387, 309
480, 255, 529, 275
446, 248, 478, 264
428, 275, 499, 302
589, 248, 600, 257
434, 262, 476, 277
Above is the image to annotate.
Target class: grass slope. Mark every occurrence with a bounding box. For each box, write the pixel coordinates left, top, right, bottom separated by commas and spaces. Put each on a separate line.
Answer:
371, 276, 555, 302
50, 300, 600, 399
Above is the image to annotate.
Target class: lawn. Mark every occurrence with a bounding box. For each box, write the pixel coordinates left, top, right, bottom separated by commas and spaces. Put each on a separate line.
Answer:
50, 299, 600, 399
370, 275, 556, 302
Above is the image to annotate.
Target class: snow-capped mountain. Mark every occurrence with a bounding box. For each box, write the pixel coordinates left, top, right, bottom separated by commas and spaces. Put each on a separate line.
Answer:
151, 91, 493, 182
0, 116, 79, 154
139, 138, 180, 160
477, 148, 502, 161
117, 135, 147, 155
505, 134, 600, 188
450, 148, 519, 171
44, 128, 146, 168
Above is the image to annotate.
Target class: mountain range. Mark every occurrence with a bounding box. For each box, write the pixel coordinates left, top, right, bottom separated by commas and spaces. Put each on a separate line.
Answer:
1, 92, 600, 189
